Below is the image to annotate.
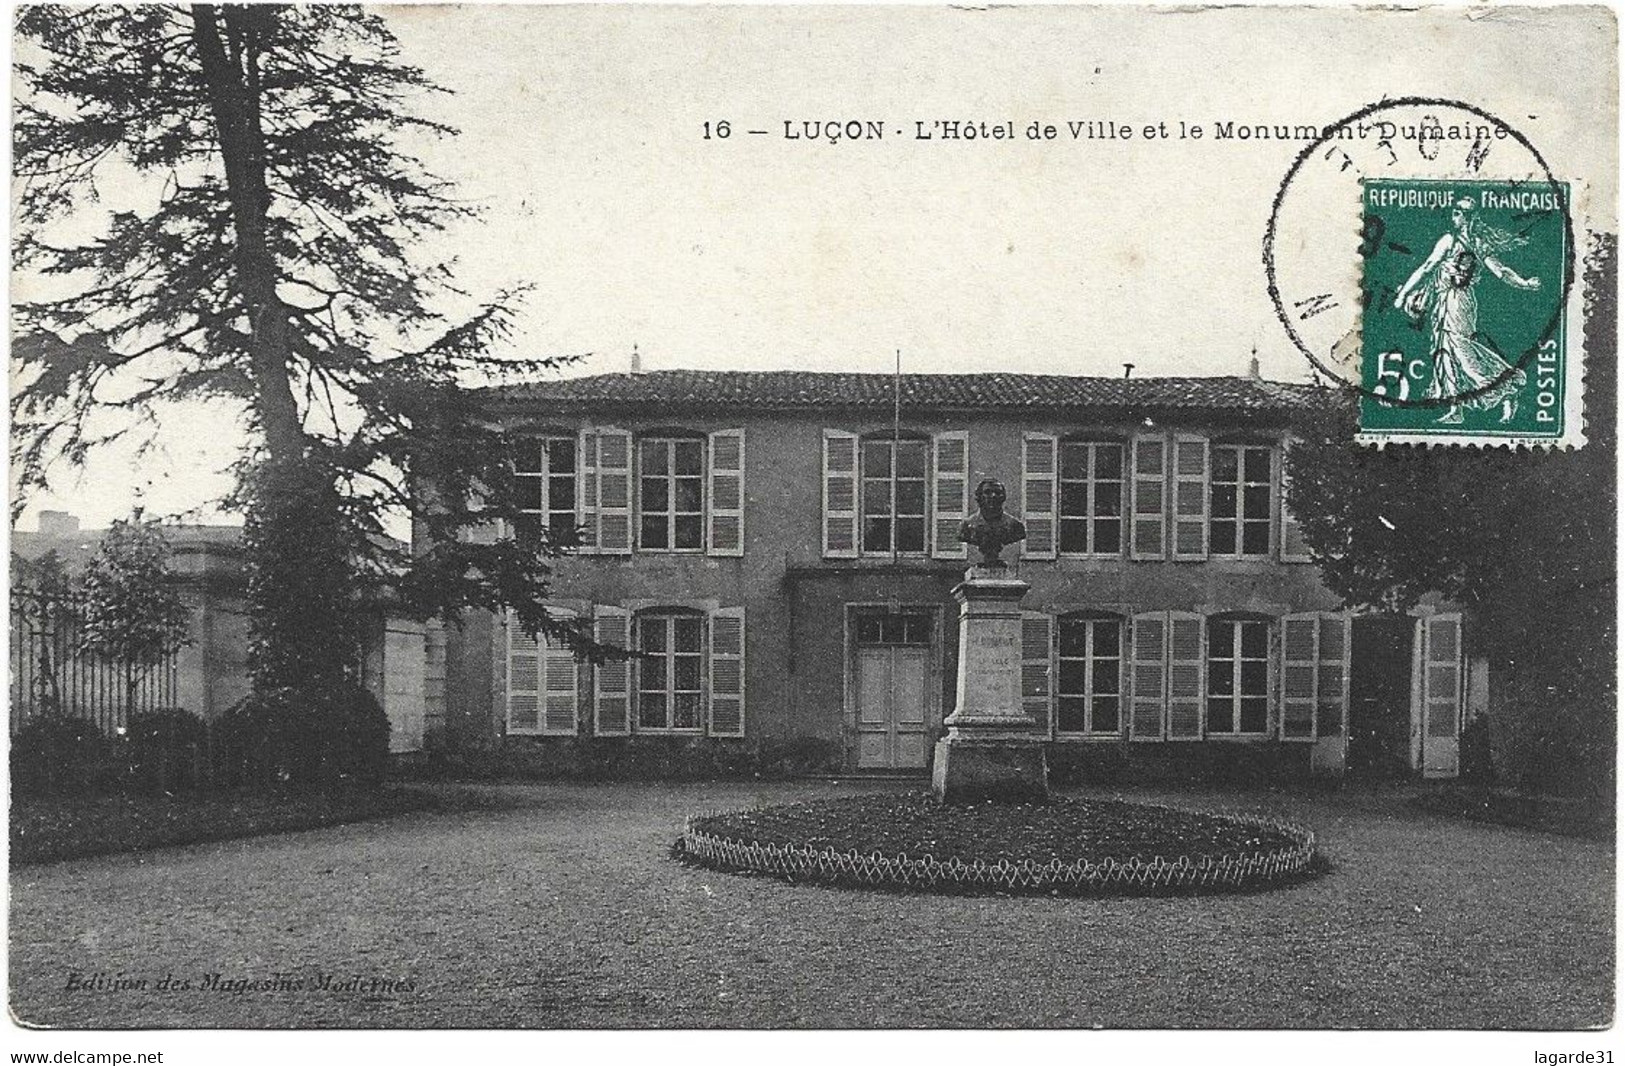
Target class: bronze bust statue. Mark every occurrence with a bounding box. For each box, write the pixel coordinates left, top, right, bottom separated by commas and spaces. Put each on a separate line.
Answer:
959, 478, 1027, 567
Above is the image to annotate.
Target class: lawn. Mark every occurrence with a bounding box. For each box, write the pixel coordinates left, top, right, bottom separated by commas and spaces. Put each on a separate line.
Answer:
7, 781, 1614, 1028
10, 787, 440, 866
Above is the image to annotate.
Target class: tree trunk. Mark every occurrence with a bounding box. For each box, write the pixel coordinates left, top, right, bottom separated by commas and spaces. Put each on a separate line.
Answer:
191, 5, 357, 696
190, 5, 304, 465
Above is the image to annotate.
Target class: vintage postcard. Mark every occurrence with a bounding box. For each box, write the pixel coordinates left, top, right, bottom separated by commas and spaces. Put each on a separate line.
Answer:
7, 3, 1617, 1063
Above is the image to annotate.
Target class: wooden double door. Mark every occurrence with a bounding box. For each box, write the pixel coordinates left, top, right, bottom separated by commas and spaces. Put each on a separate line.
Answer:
853, 610, 936, 771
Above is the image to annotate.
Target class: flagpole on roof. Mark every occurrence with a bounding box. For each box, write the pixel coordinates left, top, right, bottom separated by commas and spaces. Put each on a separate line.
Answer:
892, 348, 902, 566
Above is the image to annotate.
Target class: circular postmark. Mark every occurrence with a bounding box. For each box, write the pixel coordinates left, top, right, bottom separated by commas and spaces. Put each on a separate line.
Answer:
1263, 97, 1575, 433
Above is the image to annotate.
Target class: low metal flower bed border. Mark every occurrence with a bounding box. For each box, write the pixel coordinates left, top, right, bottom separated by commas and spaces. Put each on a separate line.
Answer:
678, 800, 1318, 896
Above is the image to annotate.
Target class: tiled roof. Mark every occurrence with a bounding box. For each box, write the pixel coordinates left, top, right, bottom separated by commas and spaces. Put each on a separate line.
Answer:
481, 370, 1322, 415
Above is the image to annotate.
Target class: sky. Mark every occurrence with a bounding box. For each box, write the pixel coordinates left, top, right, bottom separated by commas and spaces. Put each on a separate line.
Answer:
10, 3, 1619, 530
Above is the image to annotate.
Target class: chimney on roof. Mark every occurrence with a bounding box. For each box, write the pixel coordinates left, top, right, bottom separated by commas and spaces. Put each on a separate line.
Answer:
628, 342, 643, 376
1247, 345, 1262, 381
1122, 363, 1135, 379
37, 510, 79, 536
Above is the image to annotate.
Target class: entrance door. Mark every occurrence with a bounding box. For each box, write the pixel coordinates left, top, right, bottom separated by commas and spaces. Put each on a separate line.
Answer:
853, 612, 933, 770
1348, 617, 1414, 779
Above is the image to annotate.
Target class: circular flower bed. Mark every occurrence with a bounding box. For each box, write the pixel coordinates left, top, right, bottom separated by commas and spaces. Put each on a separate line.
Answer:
678, 792, 1317, 896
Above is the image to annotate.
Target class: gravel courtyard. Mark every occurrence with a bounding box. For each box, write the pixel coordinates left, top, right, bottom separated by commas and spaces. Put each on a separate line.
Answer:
9, 781, 1613, 1029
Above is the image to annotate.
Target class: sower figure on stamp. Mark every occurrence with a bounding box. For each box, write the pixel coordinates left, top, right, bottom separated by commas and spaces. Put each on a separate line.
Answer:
1394, 196, 1542, 425
959, 478, 1027, 567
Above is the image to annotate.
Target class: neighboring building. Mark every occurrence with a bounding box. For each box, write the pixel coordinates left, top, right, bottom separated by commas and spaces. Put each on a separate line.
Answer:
428, 369, 1480, 780
9, 513, 427, 754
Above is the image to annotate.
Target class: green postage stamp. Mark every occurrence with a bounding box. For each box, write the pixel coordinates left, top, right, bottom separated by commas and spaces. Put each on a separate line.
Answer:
1358, 178, 1578, 446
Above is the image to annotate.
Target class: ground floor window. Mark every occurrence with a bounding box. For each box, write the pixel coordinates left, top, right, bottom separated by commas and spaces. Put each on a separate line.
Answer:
1207, 617, 1269, 734
635, 611, 704, 731
1056, 614, 1123, 735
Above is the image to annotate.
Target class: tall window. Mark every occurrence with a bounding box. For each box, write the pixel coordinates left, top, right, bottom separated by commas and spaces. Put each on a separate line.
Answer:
1059, 441, 1124, 555
636, 611, 704, 731
861, 438, 927, 555
639, 437, 704, 551
1056, 614, 1123, 734
513, 437, 577, 545
1207, 617, 1269, 734
1210, 444, 1273, 557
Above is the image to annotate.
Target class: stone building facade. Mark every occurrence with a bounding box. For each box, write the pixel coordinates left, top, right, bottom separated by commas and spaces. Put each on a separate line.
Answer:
426, 370, 1476, 779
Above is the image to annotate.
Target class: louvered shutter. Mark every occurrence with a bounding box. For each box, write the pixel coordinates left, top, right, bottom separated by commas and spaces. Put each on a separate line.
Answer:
707, 607, 746, 737
707, 428, 745, 557
1279, 456, 1312, 563
1020, 432, 1059, 560
505, 613, 542, 735
1129, 611, 1168, 741
1421, 613, 1463, 776
931, 430, 969, 559
1166, 612, 1205, 740
822, 430, 859, 558
1020, 611, 1054, 734
592, 606, 631, 735
1172, 434, 1209, 561
1280, 613, 1319, 741
540, 609, 581, 735
595, 428, 633, 554
1130, 434, 1167, 561
577, 428, 599, 553
1317, 614, 1351, 739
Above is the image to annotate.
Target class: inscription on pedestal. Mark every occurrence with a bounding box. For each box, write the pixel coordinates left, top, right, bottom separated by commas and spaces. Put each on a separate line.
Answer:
936, 571, 1049, 803
959, 626, 1020, 717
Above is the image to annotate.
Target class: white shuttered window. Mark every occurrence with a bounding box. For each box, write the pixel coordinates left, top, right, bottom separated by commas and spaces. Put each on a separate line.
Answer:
1167, 612, 1205, 740
1172, 434, 1210, 560
1020, 611, 1054, 732
1279, 454, 1313, 563
1021, 433, 1058, 560
592, 607, 631, 735
1130, 435, 1168, 561
708, 607, 747, 737
707, 429, 745, 556
932, 431, 969, 559
822, 430, 860, 558
594, 428, 634, 554
1129, 612, 1168, 740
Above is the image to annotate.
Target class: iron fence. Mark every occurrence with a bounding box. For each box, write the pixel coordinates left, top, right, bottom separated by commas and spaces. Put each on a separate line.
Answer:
680, 807, 1318, 895
9, 587, 181, 737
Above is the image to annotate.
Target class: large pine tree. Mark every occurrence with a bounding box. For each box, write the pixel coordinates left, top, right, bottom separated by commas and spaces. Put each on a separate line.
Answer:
14, 7, 584, 736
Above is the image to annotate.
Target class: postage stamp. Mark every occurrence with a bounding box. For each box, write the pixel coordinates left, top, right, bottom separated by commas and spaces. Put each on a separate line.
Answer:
1358, 178, 1572, 443
1262, 97, 1588, 450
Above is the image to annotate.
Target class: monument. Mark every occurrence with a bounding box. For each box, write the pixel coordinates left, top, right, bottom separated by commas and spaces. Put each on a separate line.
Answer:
932, 479, 1050, 804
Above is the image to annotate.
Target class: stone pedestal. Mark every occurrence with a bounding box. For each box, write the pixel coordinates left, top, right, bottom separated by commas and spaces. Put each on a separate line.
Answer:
932, 566, 1049, 804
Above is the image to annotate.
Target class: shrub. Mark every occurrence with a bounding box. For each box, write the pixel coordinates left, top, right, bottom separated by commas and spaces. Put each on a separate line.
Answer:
757, 737, 841, 777
214, 683, 390, 790
1493, 673, 1614, 800
572, 736, 756, 781
1459, 711, 1495, 787
10, 715, 112, 797
1047, 743, 1131, 787
121, 708, 209, 793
